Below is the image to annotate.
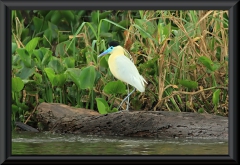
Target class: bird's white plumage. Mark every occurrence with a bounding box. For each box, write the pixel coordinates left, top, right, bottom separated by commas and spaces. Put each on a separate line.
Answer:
108, 46, 147, 92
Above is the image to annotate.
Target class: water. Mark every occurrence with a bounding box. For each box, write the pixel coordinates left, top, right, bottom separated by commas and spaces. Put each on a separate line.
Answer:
12, 131, 228, 155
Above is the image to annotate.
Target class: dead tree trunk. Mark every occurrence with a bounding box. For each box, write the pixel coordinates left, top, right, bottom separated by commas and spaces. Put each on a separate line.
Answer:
36, 102, 228, 139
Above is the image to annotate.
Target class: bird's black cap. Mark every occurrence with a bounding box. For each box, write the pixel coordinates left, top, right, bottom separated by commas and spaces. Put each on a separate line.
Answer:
108, 41, 120, 47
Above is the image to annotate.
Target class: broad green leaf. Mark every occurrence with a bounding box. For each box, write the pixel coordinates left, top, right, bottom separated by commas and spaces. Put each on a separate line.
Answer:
94, 71, 102, 84
48, 21, 58, 38
33, 49, 43, 62
45, 10, 55, 21
178, 79, 198, 89
33, 72, 42, 84
12, 77, 24, 92
66, 68, 81, 89
22, 36, 31, 46
48, 57, 65, 74
95, 98, 109, 114
25, 37, 40, 53
44, 67, 55, 85
213, 89, 220, 106
12, 55, 21, 66
58, 34, 69, 43
43, 29, 52, 47
134, 19, 156, 37
16, 66, 35, 80
61, 10, 75, 22
63, 57, 75, 68
99, 11, 112, 20
12, 104, 19, 114
16, 48, 32, 68
21, 28, 29, 41
33, 16, 44, 33
53, 74, 66, 87
112, 20, 130, 31
91, 11, 99, 24
79, 66, 96, 89
100, 21, 111, 33
103, 80, 126, 95
50, 11, 61, 25
12, 43, 17, 54
99, 55, 109, 68
41, 48, 52, 66
55, 41, 71, 57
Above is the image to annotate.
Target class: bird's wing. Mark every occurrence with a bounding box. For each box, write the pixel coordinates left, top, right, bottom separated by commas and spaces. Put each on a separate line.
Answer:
111, 55, 147, 92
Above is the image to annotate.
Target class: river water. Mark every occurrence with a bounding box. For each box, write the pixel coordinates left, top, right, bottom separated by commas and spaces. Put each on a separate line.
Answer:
12, 131, 228, 155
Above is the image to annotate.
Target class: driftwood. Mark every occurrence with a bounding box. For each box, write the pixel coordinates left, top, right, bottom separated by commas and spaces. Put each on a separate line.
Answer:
36, 102, 228, 139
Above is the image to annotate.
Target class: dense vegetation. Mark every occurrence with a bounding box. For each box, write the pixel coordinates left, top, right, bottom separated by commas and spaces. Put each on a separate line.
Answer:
11, 10, 228, 127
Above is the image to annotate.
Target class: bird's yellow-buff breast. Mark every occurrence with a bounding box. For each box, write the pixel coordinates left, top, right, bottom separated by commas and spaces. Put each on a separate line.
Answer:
107, 46, 147, 92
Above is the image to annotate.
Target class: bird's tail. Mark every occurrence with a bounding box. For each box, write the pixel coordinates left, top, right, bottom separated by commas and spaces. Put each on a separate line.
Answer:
136, 75, 148, 92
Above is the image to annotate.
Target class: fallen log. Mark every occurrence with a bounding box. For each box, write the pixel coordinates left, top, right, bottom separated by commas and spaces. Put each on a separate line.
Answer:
36, 102, 228, 139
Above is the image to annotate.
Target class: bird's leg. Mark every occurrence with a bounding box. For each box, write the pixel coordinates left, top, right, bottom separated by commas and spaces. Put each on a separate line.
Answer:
126, 84, 130, 110
118, 88, 136, 111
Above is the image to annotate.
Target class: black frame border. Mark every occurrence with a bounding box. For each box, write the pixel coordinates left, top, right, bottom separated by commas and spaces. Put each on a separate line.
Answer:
0, 0, 239, 164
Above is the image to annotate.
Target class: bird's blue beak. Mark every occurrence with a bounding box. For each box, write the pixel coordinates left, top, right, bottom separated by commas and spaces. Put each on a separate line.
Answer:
98, 47, 112, 58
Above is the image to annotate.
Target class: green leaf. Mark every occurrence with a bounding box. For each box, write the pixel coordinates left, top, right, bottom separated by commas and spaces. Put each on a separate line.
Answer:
53, 74, 66, 87
33, 49, 43, 63
99, 11, 112, 20
25, 37, 40, 53
50, 11, 61, 25
110, 108, 118, 113
95, 98, 109, 114
91, 11, 98, 24
16, 66, 35, 80
63, 57, 75, 68
213, 89, 220, 106
100, 32, 113, 38
112, 20, 130, 31
43, 29, 52, 47
33, 16, 44, 33
134, 19, 156, 37
21, 28, 29, 41
99, 55, 109, 68
16, 48, 32, 68
55, 41, 71, 57
66, 68, 81, 89
48, 57, 65, 74
41, 48, 52, 66
12, 77, 24, 92
61, 10, 75, 22
198, 56, 217, 72
33, 72, 42, 84
12, 104, 19, 114
100, 21, 111, 33
79, 66, 96, 89
178, 79, 198, 89
48, 21, 58, 38
12, 43, 17, 54
198, 108, 204, 113
44, 10, 55, 21
44, 67, 55, 85
103, 80, 126, 95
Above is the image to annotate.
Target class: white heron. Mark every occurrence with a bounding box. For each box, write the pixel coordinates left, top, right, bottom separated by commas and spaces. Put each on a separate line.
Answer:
98, 41, 147, 111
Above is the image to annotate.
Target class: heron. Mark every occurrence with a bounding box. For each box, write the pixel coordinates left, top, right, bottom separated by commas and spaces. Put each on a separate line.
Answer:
98, 41, 147, 111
